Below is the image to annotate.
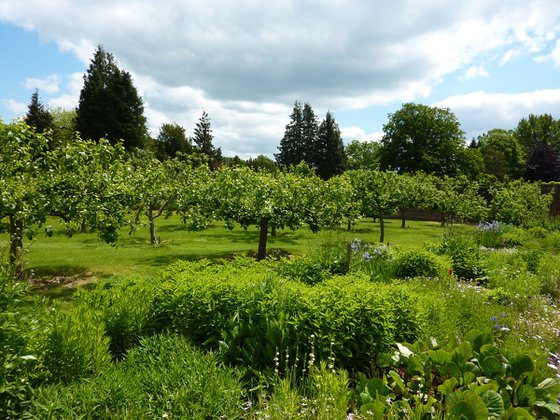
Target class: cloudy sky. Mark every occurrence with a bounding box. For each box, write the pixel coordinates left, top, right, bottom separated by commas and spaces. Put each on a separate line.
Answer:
1, 0, 560, 158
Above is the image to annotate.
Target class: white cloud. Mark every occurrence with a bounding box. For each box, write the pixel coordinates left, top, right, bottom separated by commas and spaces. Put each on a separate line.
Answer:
434, 89, 560, 138
2, 99, 27, 115
460, 65, 489, 81
2, 0, 560, 153
341, 127, 382, 143
23, 74, 61, 94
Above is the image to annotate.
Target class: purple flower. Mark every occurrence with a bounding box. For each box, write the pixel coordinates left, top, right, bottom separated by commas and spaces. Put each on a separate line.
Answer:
490, 316, 497, 321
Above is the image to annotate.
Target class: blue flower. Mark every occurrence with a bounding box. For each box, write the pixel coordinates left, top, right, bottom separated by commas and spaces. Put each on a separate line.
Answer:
490, 316, 497, 321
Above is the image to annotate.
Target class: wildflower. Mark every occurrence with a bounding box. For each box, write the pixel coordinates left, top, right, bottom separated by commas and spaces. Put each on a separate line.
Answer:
243, 401, 253, 411
363, 251, 372, 260
500, 325, 510, 332
493, 324, 501, 329
490, 316, 497, 321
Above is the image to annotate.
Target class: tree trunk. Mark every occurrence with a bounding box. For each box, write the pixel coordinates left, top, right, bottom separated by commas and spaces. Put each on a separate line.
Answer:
148, 208, 157, 244
400, 210, 406, 229
347, 217, 352, 231
257, 218, 269, 261
441, 211, 446, 228
9, 216, 24, 279
379, 216, 385, 243
271, 226, 277, 237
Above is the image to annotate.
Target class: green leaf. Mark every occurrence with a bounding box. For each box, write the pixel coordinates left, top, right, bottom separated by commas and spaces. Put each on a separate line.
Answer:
502, 406, 535, 419
388, 370, 406, 391
480, 356, 504, 378
450, 393, 489, 419
363, 378, 391, 399
429, 349, 452, 364
536, 377, 560, 395
464, 371, 476, 385
438, 377, 458, 395
516, 384, 536, 407
510, 355, 534, 380
481, 390, 505, 418
472, 332, 494, 353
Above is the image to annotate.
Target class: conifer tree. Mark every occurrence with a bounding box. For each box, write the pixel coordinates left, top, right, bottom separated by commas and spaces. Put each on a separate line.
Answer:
315, 111, 346, 179
76, 45, 147, 150
193, 110, 221, 168
25, 90, 53, 134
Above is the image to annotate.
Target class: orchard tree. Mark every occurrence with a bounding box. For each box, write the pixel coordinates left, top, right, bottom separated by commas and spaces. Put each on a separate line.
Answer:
247, 155, 278, 173
76, 45, 147, 150
477, 129, 525, 180
314, 111, 346, 180
395, 173, 429, 228
24, 90, 53, 134
490, 180, 553, 227
193, 110, 222, 168
379, 103, 466, 177
0, 120, 129, 278
427, 175, 488, 227
348, 170, 401, 243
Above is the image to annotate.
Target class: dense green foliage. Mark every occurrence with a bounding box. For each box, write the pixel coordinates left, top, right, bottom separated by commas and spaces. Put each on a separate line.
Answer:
76, 45, 147, 150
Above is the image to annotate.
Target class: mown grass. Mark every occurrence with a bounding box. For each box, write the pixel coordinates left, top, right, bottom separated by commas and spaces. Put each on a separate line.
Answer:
1, 215, 451, 280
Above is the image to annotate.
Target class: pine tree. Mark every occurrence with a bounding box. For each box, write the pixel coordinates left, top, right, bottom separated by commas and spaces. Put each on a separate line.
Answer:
302, 102, 318, 166
25, 90, 53, 134
276, 101, 304, 168
193, 110, 221, 168
315, 111, 346, 179
76, 45, 147, 150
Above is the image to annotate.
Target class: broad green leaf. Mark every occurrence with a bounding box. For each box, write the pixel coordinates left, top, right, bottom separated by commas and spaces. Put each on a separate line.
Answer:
510, 355, 534, 380
438, 377, 458, 395
388, 370, 406, 391
502, 406, 535, 419
480, 356, 504, 378
516, 384, 536, 407
450, 393, 489, 420
481, 390, 505, 418
429, 349, 452, 364
536, 377, 560, 395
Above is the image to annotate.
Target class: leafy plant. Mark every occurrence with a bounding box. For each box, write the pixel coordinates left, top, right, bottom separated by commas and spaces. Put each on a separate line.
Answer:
355, 330, 560, 418
350, 239, 395, 282
393, 248, 446, 279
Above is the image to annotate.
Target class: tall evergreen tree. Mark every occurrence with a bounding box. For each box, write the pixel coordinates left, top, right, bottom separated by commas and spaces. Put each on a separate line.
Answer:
276, 101, 319, 169
314, 111, 346, 179
25, 90, 53, 134
193, 110, 221, 168
276, 101, 304, 168
76, 45, 147, 150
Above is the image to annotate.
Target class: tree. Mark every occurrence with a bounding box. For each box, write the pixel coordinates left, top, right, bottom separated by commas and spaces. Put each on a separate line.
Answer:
525, 143, 560, 182
314, 111, 346, 180
247, 155, 278, 173
379, 103, 466, 177
76, 45, 147, 150
490, 180, 553, 227
24, 90, 53, 134
50, 108, 77, 147
156, 122, 192, 160
477, 129, 525, 180
345, 140, 380, 170
348, 170, 401, 243
0, 120, 129, 278
276, 101, 318, 170
193, 110, 221, 169
515, 114, 560, 152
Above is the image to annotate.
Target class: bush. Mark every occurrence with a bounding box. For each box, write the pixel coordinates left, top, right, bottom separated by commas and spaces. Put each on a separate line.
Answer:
76, 276, 156, 359
26, 334, 246, 419
349, 239, 394, 282
393, 248, 446, 279
438, 231, 486, 282
39, 302, 111, 383
147, 259, 423, 377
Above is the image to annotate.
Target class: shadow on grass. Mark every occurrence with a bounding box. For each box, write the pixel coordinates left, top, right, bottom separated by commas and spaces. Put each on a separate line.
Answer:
30, 264, 91, 279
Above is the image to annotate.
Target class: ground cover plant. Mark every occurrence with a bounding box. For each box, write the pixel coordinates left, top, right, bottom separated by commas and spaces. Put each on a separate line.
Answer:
1, 217, 559, 418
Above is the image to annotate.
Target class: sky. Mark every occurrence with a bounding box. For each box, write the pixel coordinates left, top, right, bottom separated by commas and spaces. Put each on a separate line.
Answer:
1, 0, 560, 159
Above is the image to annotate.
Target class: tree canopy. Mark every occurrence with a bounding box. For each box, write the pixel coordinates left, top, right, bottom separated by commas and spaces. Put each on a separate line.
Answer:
76, 45, 147, 150
379, 103, 466, 177
24, 90, 53, 134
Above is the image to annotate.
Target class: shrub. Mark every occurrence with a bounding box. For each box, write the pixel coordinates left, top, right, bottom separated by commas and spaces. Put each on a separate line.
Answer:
147, 259, 423, 377
26, 334, 246, 419
476, 220, 503, 248
76, 276, 156, 359
438, 231, 487, 282
393, 248, 446, 279
39, 302, 111, 383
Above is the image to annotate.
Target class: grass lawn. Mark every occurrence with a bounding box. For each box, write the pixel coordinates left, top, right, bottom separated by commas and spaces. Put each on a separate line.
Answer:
1, 215, 452, 280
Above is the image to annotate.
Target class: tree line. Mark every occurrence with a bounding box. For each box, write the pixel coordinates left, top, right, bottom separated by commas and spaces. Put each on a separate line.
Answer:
1, 118, 552, 278
22, 45, 560, 182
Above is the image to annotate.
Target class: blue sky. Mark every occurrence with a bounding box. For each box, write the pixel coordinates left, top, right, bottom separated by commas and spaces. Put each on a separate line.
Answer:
2, 1, 560, 157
